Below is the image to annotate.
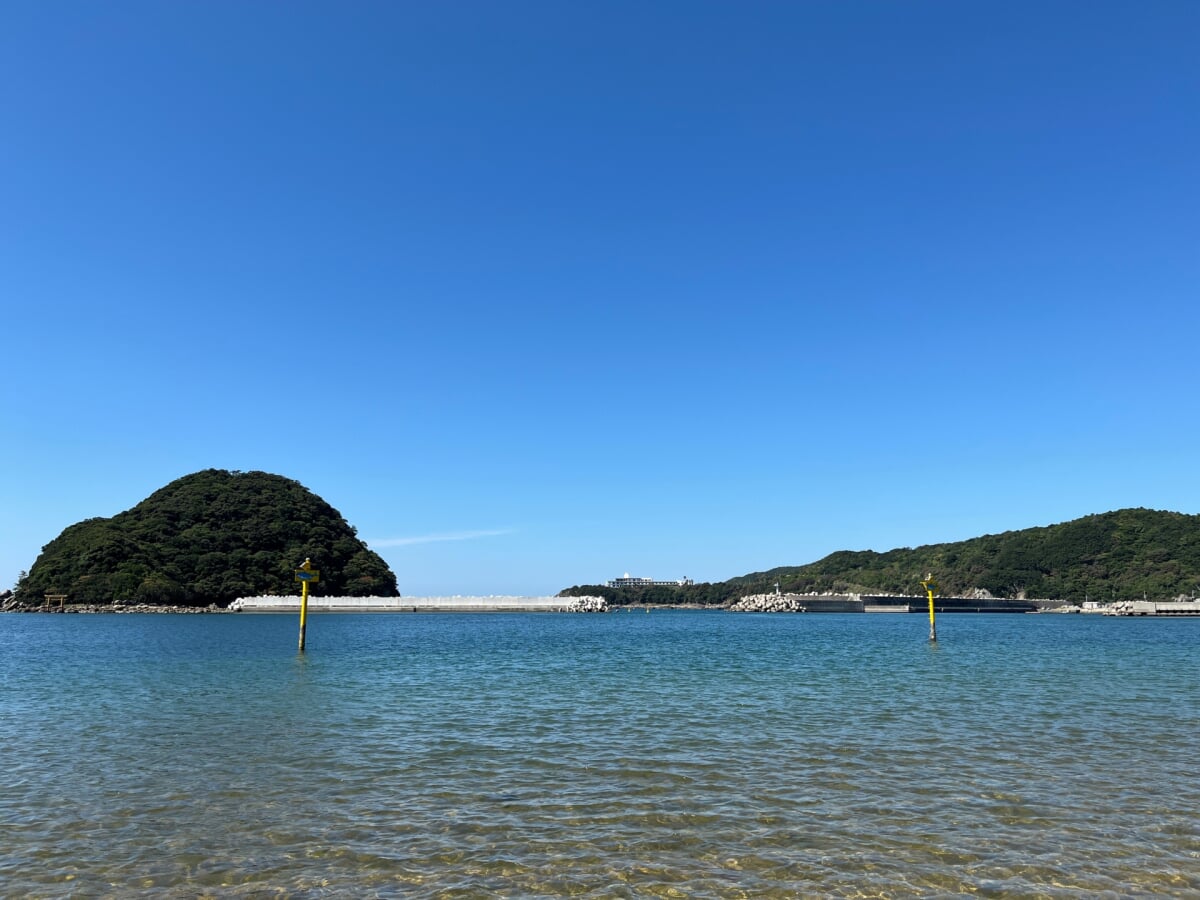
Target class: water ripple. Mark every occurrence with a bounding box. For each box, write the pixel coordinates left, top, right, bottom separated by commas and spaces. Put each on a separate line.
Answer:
2, 612, 1199, 896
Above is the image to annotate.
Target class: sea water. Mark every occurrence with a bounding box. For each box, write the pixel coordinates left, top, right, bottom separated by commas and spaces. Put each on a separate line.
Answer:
2, 611, 1198, 898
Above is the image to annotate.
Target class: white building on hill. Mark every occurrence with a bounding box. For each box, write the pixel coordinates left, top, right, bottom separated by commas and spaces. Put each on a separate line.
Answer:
607, 573, 694, 588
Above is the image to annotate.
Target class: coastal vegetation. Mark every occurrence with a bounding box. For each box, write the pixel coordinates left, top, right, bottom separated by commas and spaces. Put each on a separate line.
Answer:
13, 469, 399, 608
561, 508, 1200, 605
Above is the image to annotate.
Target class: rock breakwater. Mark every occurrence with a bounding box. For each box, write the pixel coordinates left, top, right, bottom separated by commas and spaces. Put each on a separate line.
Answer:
565, 596, 609, 612
729, 593, 808, 612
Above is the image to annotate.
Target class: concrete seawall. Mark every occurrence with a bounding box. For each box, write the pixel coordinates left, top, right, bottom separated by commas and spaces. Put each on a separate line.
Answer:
1102, 600, 1200, 616
229, 595, 605, 613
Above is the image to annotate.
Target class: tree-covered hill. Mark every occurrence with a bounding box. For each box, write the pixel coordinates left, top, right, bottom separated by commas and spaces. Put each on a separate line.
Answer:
561, 508, 1200, 606
732, 508, 1200, 601
14, 469, 399, 607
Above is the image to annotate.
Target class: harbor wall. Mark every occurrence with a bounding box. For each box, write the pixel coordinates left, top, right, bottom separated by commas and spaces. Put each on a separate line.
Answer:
1103, 600, 1200, 616
230, 596, 602, 613
860, 595, 1037, 613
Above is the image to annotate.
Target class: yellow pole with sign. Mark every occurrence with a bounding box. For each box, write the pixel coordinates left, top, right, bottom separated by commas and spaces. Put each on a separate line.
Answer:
299, 577, 309, 651
920, 574, 937, 642
296, 558, 319, 651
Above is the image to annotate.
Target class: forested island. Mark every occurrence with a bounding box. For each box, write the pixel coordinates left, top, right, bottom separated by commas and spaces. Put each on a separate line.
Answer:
10, 469, 398, 608
560, 508, 1200, 607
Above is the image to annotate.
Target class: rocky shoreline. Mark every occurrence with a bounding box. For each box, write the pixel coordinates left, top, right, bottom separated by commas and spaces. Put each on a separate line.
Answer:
1, 597, 227, 614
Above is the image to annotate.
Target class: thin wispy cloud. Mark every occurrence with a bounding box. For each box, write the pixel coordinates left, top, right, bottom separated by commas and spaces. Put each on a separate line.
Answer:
367, 529, 513, 548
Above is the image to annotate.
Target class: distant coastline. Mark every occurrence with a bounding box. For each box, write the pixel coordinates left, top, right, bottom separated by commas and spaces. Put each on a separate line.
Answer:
6, 592, 1200, 617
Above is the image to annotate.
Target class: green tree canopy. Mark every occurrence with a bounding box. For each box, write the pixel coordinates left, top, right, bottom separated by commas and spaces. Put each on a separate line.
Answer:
726, 508, 1200, 602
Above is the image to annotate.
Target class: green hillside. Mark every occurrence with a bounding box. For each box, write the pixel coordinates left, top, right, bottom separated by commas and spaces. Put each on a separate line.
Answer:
561, 508, 1200, 605
14, 469, 399, 607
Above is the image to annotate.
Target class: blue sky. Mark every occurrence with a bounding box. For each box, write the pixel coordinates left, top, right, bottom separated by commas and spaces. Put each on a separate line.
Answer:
2, 2, 1197, 596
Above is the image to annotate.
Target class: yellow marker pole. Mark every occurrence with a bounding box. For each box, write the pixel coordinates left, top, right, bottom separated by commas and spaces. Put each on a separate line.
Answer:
298, 577, 309, 652
921, 575, 937, 642
296, 557, 317, 652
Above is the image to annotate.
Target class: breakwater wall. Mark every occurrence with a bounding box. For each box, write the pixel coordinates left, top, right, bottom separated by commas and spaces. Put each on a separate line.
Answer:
1103, 600, 1200, 616
729, 593, 1037, 613
861, 594, 1037, 613
229, 595, 606, 613
731, 594, 863, 612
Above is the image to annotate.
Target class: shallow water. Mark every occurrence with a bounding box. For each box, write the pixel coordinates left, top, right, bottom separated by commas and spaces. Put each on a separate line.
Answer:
2, 611, 1198, 897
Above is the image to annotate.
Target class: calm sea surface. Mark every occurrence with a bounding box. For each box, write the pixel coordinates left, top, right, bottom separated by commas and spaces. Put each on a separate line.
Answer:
2, 611, 1198, 898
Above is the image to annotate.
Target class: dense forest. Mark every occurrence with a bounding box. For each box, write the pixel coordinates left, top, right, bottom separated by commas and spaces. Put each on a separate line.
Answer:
561, 508, 1200, 606
13, 469, 399, 607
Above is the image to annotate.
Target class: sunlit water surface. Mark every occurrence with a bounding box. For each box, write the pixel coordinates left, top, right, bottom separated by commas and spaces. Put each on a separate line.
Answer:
2, 611, 1198, 897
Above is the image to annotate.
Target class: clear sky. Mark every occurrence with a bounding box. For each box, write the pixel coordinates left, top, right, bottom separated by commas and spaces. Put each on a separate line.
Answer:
2, 2, 1197, 597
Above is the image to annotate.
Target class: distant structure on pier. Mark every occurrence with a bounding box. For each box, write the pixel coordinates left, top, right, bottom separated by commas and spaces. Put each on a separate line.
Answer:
607, 573, 694, 588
